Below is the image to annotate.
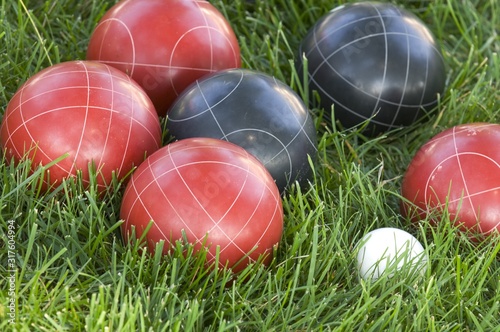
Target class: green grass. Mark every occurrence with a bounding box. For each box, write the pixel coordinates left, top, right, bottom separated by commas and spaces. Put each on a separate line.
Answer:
0, 0, 499, 331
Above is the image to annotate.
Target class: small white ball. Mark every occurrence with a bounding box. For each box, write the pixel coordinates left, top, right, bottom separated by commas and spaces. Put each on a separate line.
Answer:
356, 227, 427, 280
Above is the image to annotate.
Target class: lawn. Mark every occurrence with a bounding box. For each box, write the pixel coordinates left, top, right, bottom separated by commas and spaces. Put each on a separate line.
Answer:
0, 0, 499, 331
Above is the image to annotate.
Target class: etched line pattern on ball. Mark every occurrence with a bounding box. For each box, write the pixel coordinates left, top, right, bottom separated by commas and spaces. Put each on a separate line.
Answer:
168, 72, 244, 123
271, 76, 318, 153
307, 9, 441, 127
387, 5, 410, 129
3, 61, 160, 177
125, 143, 281, 265
67, 62, 91, 176
93, 13, 239, 96
367, 4, 389, 122
3, 75, 39, 161
451, 126, 477, 222
193, 0, 214, 82
124, 158, 158, 233
165, 144, 281, 264
168, 26, 229, 96
167, 145, 252, 259
95, 64, 115, 172
423, 125, 500, 233
94, 18, 137, 76
168, 72, 316, 185
225, 128, 291, 172
310, 31, 439, 109
196, 79, 229, 140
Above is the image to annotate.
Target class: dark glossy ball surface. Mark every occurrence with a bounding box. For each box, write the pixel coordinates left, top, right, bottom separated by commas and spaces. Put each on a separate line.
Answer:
120, 137, 284, 272
297, 2, 446, 136
401, 123, 500, 236
167, 69, 317, 192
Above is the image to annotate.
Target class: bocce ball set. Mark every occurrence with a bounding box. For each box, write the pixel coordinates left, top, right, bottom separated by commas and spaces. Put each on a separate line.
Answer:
1, 0, 498, 281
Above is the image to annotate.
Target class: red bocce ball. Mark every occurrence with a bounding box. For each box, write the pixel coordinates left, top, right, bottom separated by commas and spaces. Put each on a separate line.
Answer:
120, 138, 284, 272
86, 0, 241, 116
0, 60, 162, 193
401, 123, 500, 236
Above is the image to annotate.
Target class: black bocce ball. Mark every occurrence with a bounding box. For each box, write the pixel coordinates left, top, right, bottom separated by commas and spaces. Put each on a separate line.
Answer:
297, 1, 446, 136
166, 68, 318, 192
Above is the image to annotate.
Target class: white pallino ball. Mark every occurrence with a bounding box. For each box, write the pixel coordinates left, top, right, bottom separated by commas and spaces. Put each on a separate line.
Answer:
356, 227, 427, 280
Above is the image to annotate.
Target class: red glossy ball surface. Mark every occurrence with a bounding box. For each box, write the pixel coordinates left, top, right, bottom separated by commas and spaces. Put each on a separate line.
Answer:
120, 137, 284, 272
0, 60, 162, 193
86, 0, 241, 116
401, 123, 500, 236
